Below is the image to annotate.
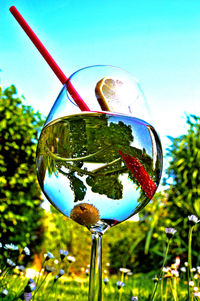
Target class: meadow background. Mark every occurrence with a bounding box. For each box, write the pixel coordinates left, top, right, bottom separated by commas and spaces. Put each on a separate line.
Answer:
0, 84, 200, 300
1, 0, 200, 299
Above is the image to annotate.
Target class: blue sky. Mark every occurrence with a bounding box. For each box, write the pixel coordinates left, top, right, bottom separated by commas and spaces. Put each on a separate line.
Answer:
1, 0, 200, 165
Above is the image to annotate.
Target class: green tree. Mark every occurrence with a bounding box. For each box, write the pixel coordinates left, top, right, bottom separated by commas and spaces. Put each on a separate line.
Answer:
132, 114, 200, 272
0, 85, 44, 250
162, 114, 200, 263
164, 114, 200, 218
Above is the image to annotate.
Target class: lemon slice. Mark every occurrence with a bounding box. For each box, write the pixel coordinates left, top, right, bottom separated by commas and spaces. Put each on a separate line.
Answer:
95, 77, 124, 111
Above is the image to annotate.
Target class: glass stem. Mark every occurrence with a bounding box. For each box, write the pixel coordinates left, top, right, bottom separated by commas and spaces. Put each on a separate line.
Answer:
88, 232, 102, 301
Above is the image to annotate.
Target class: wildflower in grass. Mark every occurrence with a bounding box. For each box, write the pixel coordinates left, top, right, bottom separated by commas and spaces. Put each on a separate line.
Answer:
165, 227, 177, 239
116, 281, 125, 289
127, 271, 133, 276
44, 252, 54, 261
194, 274, 199, 280
45, 265, 54, 274
1, 289, 8, 298
162, 267, 170, 273
187, 214, 199, 300
188, 215, 199, 225
189, 280, 195, 287
22, 292, 32, 301
34, 253, 51, 297
6, 258, 16, 267
85, 268, 89, 276
20, 279, 36, 301
54, 269, 65, 282
119, 267, 131, 274
4, 243, 19, 251
67, 255, 76, 263
58, 269, 65, 276
174, 256, 180, 268
54, 275, 59, 282
33, 265, 53, 299
27, 279, 36, 291
60, 249, 68, 261
194, 291, 200, 297
103, 278, 109, 285
131, 297, 138, 301
16, 265, 25, 273
163, 268, 172, 278
22, 247, 31, 256
119, 267, 131, 284
152, 276, 159, 283
171, 263, 177, 270
162, 259, 180, 280
171, 269, 179, 278
150, 228, 176, 301
181, 267, 187, 272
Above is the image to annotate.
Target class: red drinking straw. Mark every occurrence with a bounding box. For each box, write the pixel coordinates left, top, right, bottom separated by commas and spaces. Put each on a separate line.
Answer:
9, 6, 90, 112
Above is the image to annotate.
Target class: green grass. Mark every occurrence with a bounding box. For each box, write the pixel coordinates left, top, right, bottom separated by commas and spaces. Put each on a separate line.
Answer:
1, 272, 192, 300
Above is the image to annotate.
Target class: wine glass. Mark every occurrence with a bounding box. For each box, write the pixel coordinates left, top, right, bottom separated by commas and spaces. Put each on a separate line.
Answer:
36, 65, 163, 300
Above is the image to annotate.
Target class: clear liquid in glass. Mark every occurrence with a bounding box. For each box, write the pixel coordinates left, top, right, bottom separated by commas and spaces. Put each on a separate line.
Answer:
36, 112, 162, 233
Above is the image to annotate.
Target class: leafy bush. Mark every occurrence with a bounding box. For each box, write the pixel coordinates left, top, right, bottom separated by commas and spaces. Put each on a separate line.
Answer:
0, 85, 45, 253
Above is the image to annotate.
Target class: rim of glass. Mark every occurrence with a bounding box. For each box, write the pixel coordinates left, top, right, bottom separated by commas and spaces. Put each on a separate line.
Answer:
65, 64, 145, 109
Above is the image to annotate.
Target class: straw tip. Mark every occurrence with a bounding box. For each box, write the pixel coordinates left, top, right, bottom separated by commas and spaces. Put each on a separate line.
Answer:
9, 6, 16, 13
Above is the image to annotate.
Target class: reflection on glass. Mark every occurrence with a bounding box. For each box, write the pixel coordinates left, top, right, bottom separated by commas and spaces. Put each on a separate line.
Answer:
37, 112, 162, 231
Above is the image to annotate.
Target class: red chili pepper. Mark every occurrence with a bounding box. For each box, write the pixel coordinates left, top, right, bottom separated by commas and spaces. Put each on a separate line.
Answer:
119, 150, 157, 199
